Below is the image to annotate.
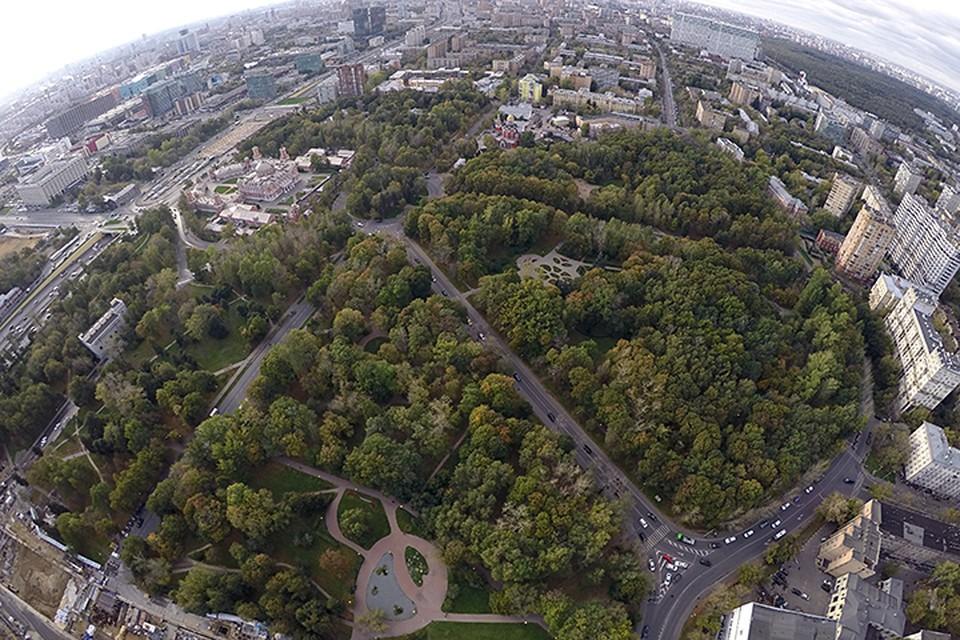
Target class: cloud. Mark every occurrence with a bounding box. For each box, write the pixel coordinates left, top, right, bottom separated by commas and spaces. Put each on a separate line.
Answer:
692, 0, 960, 93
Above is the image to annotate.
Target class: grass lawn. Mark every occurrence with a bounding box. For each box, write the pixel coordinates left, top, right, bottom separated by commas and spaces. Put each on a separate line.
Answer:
405, 546, 428, 586
337, 490, 390, 549
445, 583, 491, 614
250, 461, 333, 497
214, 185, 237, 194
278, 96, 311, 105
0, 236, 39, 258
396, 508, 425, 536
269, 512, 362, 600
414, 622, 551, 640
186, 303, 251, 371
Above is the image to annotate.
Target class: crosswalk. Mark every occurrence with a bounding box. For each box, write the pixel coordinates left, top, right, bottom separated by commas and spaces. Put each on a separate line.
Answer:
639, 525, 670, 553
663, 538, 712, 557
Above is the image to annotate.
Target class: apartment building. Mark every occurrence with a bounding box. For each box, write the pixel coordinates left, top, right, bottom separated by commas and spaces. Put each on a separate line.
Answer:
824, 173, 863, 217
905, 421, 960, 499
871, 280, 960, 412
835, 192, 895, 281
826, 574, 906, 640
894, 161, 922, 197
79, 298, 128, 360
888, 192, 960, 296
817, 508, 881, 579
552, 88, 644, 115
670, 12, 760, 60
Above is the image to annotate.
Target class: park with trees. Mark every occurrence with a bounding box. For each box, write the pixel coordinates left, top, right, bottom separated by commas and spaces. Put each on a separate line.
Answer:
408, 128, 867, 527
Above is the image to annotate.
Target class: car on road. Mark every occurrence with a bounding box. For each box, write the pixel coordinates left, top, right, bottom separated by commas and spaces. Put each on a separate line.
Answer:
39, 436, 47, 447
512, 372, 521, 382
780, 502, 791, 511
648, 558, 656, 572
724, 536, 737, 544
638, 517, 649, 529
647, 511, 658, 522
641, 625, 649, 639
804, 485, 814, 494
440, 289, 448, 296
547, 412, 556, 423
676, 533, 696, 545
699, 558, 712, 567
478, 332, 485, 341
209, 407, 219, 417
774, 529, 787, 541
675, 560, 689, 569
844, 477, 855, 484
664, 572, 672, 585
772, 519, 782, 528
583, 445, 593, 455
710, 542, 721, 549
791, 588, 809, 600
744, 529, 755, 538
758, 520, 768, 528
355, 221, 364, 227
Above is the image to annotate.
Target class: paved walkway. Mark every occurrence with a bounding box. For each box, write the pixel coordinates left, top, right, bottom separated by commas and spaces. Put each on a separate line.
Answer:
279, 458, 546, 639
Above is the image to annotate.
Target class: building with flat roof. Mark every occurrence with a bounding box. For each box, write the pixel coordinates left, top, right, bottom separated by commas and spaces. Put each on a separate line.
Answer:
16, 155, 89, 207
218, 204, 275, 229
824, 173, 863, 217
295, 53, 324, 75
79, 298, 128, 360
670, 12, 760, 60
44, 92, 118, 138
836, 186, 895, 282
826, 574, 905, 640
905, 421, 960, 499
518, 74, 544, 103
717, 602, 838, 640
695, 100, 727, 130
894, 161, 922, 197
888, 192, 960, 296
337, 64, 366, 98
871, 281, 960, 412
817, 506, 881, 579
936, 184, 960, 216
768, 175, 808, 218
552, 88, 645, 115
716, 137, 744, 162
246, 72, 277, 101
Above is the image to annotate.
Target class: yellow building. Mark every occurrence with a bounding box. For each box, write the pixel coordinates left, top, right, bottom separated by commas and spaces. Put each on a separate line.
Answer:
518, 73, 543, 104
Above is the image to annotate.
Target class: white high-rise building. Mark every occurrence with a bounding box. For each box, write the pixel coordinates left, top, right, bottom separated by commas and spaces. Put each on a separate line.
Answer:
937, 184, 960, 215
405, 25, 426, 46
905, 422, 960, 499
888, 192, 960, 296
894, 161, 922, 197
16, 155, 89, 207
870, 279, 960, 412
669, 12, 760, 60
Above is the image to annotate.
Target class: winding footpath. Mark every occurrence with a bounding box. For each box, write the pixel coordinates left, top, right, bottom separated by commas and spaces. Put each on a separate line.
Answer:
278, 458, 545, 639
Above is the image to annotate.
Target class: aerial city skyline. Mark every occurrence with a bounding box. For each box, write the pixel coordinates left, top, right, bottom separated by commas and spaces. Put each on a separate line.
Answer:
0, 1, 960, 640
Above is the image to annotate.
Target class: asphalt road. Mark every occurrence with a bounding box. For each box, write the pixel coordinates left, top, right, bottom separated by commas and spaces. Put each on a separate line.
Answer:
652, 37, 678, 129
0, 583, 71, 640
212, 296, 315, 415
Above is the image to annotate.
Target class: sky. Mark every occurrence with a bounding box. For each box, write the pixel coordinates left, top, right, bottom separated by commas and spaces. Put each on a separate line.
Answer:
0, 0, 288, 100
695, 0, 960, 93
1, 0, 960, 99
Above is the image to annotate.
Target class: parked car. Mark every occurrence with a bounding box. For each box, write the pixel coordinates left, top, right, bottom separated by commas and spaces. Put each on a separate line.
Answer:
744, 529, 755, 538
780, 502, 791, 511
724, 536, 737, 544
648, 558, 656, 572
699, 558, 712, 567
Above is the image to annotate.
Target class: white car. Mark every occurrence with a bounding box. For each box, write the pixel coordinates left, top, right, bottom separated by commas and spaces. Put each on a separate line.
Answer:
774, 529, 787, 540
664, 572, 673, 585
744, 529, 755, 538
675, 560, 689, 569
772, 519, 782, 529
639, 517, 649, 529
804, 485, 814, 494
724, 536, 737, 545
780, 502, 791, 511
